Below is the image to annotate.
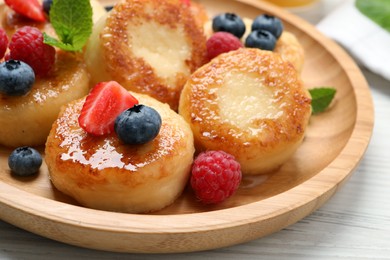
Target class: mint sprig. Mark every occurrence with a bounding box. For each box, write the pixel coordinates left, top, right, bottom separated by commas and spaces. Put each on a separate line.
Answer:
43, 0, 93, 52
309, 87, 336, 114
356, 0, 390, 33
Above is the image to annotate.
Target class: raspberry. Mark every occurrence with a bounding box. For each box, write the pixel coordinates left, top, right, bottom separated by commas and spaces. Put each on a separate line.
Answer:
190, 150, 242, 204
0, 28, 9, 59
9, 26, 55, 76
206, 32, 243, 60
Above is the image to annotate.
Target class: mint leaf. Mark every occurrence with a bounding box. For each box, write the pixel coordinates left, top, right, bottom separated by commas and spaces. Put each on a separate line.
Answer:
309, 87, 336, 114
356, 0, 390, 33
43, 0, 93, 51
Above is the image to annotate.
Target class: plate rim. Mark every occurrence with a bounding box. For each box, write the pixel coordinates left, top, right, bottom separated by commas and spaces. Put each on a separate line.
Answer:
0, 0, 374, 253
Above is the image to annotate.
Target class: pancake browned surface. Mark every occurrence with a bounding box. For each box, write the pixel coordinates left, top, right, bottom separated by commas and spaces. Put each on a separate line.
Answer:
85, 0, 208, 110
179, 48, 312, 175
0, 51, 90, 147
45, 92, 194, 213
0, 0, 106, 148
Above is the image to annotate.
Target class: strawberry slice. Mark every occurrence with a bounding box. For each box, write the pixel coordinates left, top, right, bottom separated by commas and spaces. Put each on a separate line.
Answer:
78, 81, 139, 136
5, 0, 46, 22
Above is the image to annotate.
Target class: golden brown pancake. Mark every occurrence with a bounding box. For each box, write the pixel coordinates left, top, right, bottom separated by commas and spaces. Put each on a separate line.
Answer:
45, 92, 194, 213
85, 0, 208, 110
179, 48, 312, 175
0, 51, 89, 147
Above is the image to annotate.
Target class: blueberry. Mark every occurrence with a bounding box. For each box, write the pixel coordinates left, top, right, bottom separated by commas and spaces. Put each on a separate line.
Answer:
8, 147, 42, 177
43, 0, 53, 15
212, 13, 246, 39
245, 30, 277, 51
252, 14, 284, 39
114, 105, 162, 145
0, 60, 35, 96
105, 5, 114, 12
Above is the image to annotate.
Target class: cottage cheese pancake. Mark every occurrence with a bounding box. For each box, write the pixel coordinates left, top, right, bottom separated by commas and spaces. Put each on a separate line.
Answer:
85, 0, 208, 110
179, 48, 312, 175
45, 92, 194, 213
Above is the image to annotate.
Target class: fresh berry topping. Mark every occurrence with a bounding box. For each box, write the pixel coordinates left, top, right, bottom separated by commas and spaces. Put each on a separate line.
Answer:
78, 81, 139, 136
252, 14, 284, 39
190, 150, 242, 204
245, 30, 277, 51
212, 13, 246, 39
206, 32, 243, 60
105, 5, 114, 12
115, 105, 162, 145
4, 0, 46, 22
4, 52, 11, 61
0, 28, 9, 59
8, 146, 42, 176
181, 0, 191, 6
9, 26, 55, 76
42, 0, 53, 16
0, 60, 35, 96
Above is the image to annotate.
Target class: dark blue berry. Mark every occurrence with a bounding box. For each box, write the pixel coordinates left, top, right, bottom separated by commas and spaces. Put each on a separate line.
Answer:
8, 147, 42, 177
245, 30, 277, 51
252, 14, 284, 39
114, 105, 162, 145
212, 13, 246, 39
0, 60, 35, 96
105, 5, 114, 11
43, 0, 53, 15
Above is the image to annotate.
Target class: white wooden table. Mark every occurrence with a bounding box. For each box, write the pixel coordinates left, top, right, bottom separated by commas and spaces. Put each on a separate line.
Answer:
1, 1, 389, 259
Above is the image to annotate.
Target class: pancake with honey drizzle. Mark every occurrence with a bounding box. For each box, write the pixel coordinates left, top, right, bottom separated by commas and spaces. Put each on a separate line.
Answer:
45, 92, 194, 213
84, 0, 208, 110
179, 48, 312, 175
0, 51, 90, 147
0, 0, 107, 147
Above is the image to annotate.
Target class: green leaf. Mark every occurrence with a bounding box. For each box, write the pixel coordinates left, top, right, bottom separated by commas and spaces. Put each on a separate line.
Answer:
43, 0, 93, 51
309, 87, 336, 114
356, 0, 390, 33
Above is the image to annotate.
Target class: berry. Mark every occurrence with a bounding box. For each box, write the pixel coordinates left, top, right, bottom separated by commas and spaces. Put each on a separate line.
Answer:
105, 5, 114, 12
9, 26, 56, 76
245, 30, 277, 51
181, 0, 191, 6
8, 146, 42, 177
114, 105, 162, 145
0, 28, 9, 59
206, 32, 243, 60
42, 0, 53, 15
78, 81, 139, 136
0, 60, 35, 96
212, 13, 246, 39
190, 151, 242, 204
4, 0, 46, 22
252, 14, 284, 39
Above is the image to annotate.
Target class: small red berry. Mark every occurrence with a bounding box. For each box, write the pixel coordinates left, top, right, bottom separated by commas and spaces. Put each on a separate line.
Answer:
0, 28, 9, 59
191, 150, 242, 204
9, 26, 55, 76
5, 0, 46, 22
206, 31, 243, 60
181, 0, 191, 6
78, 81, 139, 136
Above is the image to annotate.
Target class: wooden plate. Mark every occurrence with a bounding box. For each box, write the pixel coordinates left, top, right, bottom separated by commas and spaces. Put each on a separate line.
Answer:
0, 0, 374, 253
